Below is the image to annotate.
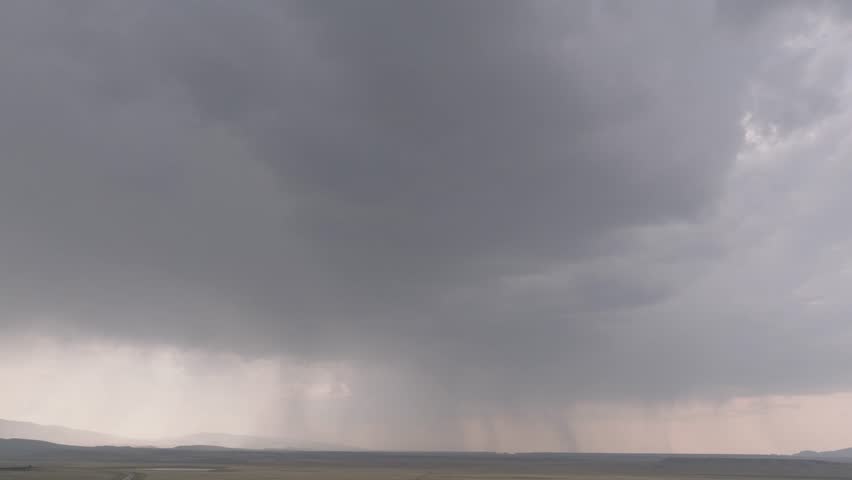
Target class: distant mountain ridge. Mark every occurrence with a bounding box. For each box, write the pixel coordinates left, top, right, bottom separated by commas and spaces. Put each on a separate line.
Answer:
171, 444, 233, 451
796, 447, 852, 459
159, 432, 351, 451
0, 419, 137, 447
0, 418, 352, 451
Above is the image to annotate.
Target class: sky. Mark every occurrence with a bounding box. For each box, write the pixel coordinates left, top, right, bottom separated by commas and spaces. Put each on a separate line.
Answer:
2, 0, 852, 454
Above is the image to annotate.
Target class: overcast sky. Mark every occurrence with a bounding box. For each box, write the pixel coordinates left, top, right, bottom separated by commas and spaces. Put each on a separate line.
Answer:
2, 0, 852, 454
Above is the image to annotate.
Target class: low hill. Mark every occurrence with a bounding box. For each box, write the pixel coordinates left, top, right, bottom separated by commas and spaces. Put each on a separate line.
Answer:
0, 438, 60, 468
0, 438, 75, 456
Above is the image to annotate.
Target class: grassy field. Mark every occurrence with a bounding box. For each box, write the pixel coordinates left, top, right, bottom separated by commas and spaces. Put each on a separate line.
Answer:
4, 445, 852, 480
5, 460, 852, 480
0, 464, 721, 480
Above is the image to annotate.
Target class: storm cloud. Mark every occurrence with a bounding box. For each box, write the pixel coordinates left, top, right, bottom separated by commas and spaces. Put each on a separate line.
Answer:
2, 0, 852, 451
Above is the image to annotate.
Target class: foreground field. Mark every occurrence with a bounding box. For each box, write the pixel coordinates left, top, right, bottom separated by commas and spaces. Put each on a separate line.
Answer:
0, 463, 826, 480
4, 443, 852, 480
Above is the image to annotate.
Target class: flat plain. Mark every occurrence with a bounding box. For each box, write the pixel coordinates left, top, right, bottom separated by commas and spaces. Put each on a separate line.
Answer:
4, 441, 852, 480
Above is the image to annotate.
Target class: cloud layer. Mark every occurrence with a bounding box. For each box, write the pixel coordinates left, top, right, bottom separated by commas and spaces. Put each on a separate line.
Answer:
2, 0, 852, 450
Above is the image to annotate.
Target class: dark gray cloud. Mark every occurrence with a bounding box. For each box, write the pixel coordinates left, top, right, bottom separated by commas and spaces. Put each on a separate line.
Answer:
1, 0, 851, 447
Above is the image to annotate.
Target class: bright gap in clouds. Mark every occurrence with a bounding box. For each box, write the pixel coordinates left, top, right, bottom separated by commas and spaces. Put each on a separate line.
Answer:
0, 334, 350, 443
6, 335, 852, 454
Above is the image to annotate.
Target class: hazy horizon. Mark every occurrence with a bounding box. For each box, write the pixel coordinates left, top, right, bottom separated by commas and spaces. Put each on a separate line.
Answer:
3, 0, 852, 455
